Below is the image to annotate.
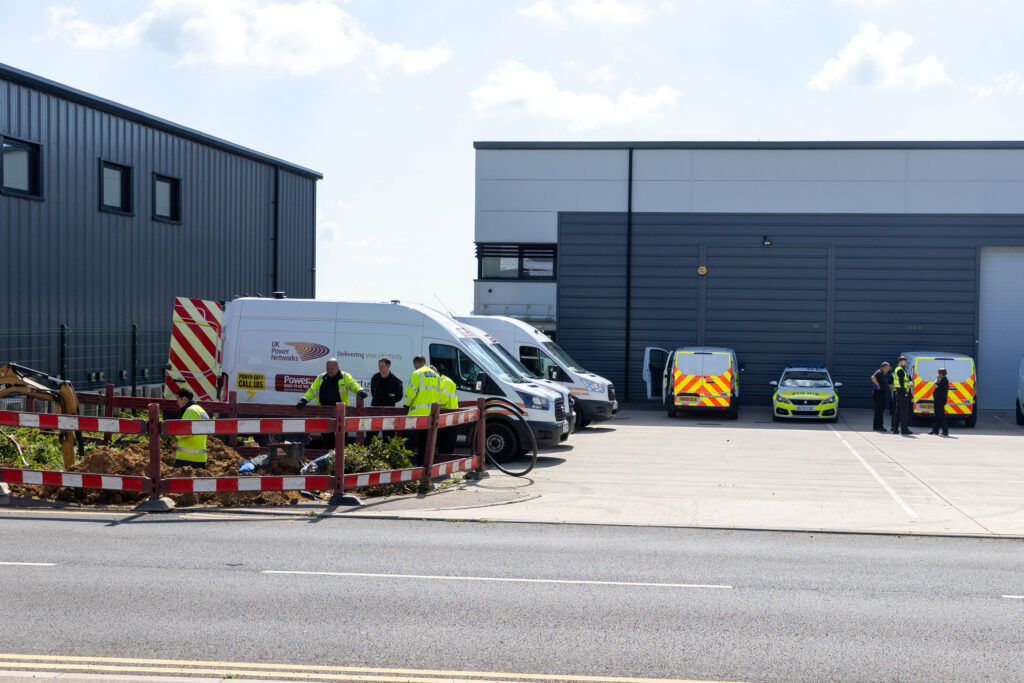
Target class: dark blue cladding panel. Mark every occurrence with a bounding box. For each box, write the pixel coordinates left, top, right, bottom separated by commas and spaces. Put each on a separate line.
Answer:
557, 212, 1024, 407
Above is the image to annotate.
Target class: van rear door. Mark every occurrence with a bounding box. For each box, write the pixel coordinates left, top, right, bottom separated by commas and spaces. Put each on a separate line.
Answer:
643, 347, 669, 400
165, 297, 224, 400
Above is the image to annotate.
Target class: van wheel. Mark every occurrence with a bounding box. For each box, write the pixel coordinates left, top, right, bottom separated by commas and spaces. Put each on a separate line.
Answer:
667, 408, 676, 419
727, 404, 739, 420
964, 410, 977, 428
486, 422, 519, 463
1016, 400, 1024, 426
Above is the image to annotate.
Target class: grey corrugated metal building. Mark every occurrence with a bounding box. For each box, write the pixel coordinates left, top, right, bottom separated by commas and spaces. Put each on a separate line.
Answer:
1, 63, 320, 389
474, 141, 1024, 410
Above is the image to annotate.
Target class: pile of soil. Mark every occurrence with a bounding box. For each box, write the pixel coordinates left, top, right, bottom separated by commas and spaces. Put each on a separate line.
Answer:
2, 438, 303, 508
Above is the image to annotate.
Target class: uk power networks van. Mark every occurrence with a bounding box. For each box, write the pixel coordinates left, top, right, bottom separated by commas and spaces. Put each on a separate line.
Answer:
456, 315, 617, 429
218, 299, 570, 460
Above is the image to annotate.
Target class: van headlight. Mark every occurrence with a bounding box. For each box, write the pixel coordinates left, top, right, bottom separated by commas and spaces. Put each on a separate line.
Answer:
583, 379, 603, 393
517, 391, 550, 411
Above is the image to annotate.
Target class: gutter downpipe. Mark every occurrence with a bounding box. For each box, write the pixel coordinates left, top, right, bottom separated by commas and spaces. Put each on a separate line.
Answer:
623, 148, 634, 402
272, 165, 280, 293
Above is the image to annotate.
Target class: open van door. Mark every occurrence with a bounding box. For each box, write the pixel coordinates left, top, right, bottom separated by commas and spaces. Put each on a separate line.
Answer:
164, 297, 224, 400
643, 347, 669, 400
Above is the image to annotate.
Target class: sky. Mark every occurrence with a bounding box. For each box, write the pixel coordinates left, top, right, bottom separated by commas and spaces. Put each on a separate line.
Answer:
3, 0, 1024, 314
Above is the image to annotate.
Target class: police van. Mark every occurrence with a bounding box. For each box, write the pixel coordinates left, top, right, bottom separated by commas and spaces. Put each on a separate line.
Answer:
456, 315, 617, 429
643, 347, 741, 419
901, 351, 977, 427
174, 298, 570, 461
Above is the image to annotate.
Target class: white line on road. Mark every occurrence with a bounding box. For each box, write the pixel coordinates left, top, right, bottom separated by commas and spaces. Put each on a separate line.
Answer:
1002, 595, 1024, 599
828, 424, 919, 519
0, 562, 55, 567
263, 570, 732, 589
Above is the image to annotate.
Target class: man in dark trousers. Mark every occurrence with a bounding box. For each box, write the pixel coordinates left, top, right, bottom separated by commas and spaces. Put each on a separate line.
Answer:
369, 356, 403, 442
870, 361, 891, 432
929, 367, 950, 437
891, 355, 914, 435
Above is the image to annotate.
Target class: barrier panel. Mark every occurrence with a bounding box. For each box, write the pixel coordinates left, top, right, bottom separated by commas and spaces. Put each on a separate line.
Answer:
0, 395, 488, 511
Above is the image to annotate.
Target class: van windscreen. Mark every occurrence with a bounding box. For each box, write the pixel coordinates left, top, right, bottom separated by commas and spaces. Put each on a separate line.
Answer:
915, 358, 973, 383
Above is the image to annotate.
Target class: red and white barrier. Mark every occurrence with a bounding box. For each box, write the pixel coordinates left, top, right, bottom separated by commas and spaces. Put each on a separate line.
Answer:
0, 410, 145, 434
162, 418, 332, 436
437, 408, 479, 428
430, 456, 479, 478
163, 475, 331, 494
0, 467, 147, 491
342, 467, 422, 489
345, 415, 431, 433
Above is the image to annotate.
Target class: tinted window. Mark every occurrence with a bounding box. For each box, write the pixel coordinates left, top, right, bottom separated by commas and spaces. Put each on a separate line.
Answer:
674, 353, 703, 376
481, 256, 518, 278
101, 162, 131, 212
2, 139, 40, 196
429, 344, 484, 392
915, 358, 973, 383
154, 175, 180, 221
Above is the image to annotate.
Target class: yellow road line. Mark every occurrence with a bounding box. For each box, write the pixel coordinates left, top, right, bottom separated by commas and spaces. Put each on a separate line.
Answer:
0, 655, 738, 683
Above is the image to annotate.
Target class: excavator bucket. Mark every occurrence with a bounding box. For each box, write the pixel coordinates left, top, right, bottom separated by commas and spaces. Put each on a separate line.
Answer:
165, 297, 224, 401
0, 363, 82, 468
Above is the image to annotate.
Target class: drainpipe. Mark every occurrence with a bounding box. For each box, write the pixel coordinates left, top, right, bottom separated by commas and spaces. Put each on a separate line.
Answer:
272, 165, 280, 293
623, 148, 634, 402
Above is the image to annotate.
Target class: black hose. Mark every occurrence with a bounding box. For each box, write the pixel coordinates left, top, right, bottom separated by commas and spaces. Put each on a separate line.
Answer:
476, 397, 538, 477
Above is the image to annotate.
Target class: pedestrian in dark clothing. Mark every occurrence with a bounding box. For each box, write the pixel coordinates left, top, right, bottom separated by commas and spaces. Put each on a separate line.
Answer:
929, 368, 950, 436
369, 356, 404, 443
871, 362, 891, 432
891, 356, 913, 435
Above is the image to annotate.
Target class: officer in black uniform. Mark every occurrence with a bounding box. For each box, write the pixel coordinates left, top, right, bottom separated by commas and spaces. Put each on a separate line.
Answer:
929, 368, 950, 437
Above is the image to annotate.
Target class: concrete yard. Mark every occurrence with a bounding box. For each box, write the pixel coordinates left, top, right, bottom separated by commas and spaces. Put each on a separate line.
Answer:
357, 407, 1024, 536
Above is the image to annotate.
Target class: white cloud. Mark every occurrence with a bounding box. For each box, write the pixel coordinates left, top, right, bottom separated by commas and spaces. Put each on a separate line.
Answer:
517, 0, 651, 28
971, 71, 1024, 100
46, 0, 452, 77
809, 23, 952, 92
566, 60, 615, 85
471, 60, 679, 131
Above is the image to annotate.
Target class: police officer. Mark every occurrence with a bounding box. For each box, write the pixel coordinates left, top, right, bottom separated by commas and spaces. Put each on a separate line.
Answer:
296, 358, 367, 448
432, 365, 460, 454
870, 361, 891, 432
929, 367, 950, 437
891, 355, 914, 436
404, 355, 443, 465
173, 388, 209, 468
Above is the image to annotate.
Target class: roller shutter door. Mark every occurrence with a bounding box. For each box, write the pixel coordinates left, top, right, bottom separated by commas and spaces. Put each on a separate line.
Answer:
978, 248, 1024, 410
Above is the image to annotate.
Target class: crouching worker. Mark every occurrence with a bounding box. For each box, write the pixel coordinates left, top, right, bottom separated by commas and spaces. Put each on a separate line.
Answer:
174, 388, 209, 469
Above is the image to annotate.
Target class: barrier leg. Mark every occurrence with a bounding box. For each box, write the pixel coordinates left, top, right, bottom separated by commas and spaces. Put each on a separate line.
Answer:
228, 390, 238, 448
418, 403, 440, 493
329, 403, 360, 506
465, 397, 489, 480
134, 403, 174, 512
103, 384, 114, 445
355, 393, 365, 446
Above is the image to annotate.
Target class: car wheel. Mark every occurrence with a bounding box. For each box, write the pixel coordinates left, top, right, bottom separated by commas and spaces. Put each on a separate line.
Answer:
579, 418, 592, 429
1016, 400, 1024, 426
827, 415, 839, 423
771, 412, 781, 422
486, 422, 520, 463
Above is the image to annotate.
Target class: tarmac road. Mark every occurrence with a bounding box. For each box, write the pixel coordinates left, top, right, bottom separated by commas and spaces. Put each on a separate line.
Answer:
0, 510, 1022, 682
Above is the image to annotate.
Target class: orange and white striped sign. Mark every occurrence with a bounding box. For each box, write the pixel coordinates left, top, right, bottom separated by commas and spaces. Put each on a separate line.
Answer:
672, 357, 733, 408
165, 297, 224, 401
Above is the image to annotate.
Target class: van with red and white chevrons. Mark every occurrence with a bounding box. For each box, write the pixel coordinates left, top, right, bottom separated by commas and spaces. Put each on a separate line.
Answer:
643, 346, 741, 420
902, 351, 978, 427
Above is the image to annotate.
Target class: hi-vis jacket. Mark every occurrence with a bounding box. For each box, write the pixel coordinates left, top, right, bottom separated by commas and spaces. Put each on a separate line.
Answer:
404, 366, 443, 416
439, 375, 459, 410
893, 366, 912, 392
301, 371, 363, 406
176, 402, 209, 463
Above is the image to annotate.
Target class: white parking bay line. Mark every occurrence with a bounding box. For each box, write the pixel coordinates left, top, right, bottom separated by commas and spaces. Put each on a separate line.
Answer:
0, 562, 56, 567
263, 570, 732, 589
1002, 595, 1024, 599
828, 425, 919, 520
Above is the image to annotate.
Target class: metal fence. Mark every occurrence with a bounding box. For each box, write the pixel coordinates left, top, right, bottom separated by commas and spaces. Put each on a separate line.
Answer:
0, 326, 171, 393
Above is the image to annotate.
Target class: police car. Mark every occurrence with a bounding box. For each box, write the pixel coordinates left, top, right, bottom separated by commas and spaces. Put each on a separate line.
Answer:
770, 364, 842, 422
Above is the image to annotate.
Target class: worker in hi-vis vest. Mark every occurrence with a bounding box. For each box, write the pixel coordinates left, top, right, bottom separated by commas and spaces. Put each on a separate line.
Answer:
296, 358, 367, 449
891, 355, 913, 436
174, 388, 209, 468
404, 355, 443, 464
433, 365, 460, 455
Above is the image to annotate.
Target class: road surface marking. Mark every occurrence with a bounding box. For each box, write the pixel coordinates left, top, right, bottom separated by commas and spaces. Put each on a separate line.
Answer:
263, 570, 732, 589
0, 655, 740, 682
0, 562, 55, 566
828, 424, 918, 519
1002, 595, 1024, 599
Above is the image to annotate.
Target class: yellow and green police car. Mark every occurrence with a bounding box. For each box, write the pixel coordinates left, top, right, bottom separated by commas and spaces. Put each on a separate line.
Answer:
770, 364, 842, 423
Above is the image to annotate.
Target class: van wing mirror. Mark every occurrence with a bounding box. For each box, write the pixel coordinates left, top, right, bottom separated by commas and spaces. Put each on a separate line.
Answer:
548, 366, 559, 380
475, 373, 489, 393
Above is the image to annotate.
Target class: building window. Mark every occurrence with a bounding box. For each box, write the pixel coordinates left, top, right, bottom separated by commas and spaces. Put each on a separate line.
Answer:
100, 161, 132, 214
476, 243, 556, 281
153, 174, 181, 222
2, 137, 41, 198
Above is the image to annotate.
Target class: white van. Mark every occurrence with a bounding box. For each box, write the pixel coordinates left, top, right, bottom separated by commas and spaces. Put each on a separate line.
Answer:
643, 347, 741, 419
456, 315, 617, 429
218, 299, 570, 460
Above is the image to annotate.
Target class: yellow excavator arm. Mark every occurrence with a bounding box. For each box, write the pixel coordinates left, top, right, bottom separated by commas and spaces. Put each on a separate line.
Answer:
0, 363, 82, 468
